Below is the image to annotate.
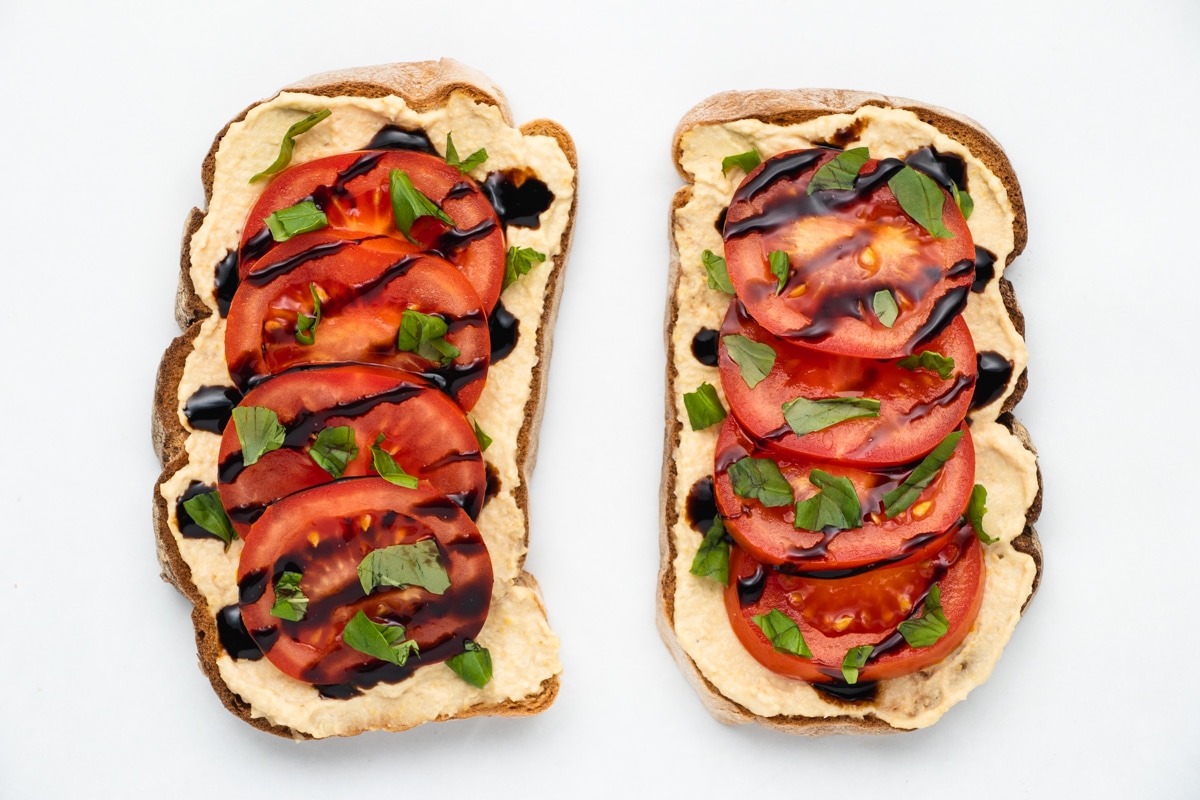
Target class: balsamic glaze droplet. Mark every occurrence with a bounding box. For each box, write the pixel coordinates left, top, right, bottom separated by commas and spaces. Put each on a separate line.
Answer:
488, 299, 519, 362
972, 246, 997, 293
481, 170, 553, 228
176, 481, 219, 539
183, 385, 243, 434
216, 604, 264, 661
364, 125, 438, 156
814, 680, 879, 703
714, 207, 728, 234
686, 477, 718, 534
316, 683, 362, 699
691, 328, 720, 367
485, 462, 501, 504
904, 146, 966, 194
238, 569, 269, 605
737, 564, 767, 606
214, 249, 239, 317
972, 351, 1014, 410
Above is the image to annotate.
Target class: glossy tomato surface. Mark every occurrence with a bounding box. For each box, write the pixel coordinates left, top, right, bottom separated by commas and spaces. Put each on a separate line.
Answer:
723, 149, 975, 358
719, 300, 977, 466
240, 150, 505, 312
713, 417, 974, 572
724, 525, 983, 684
225, 233, 490, 409
237, 478, 492, 688
217, 365, 486, 539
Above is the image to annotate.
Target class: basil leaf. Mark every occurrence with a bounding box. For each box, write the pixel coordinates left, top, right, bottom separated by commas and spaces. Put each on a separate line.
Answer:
370, 433, 417, 488
873, 289, 898, 328
471, 417, 492, 452
793, 469, 862, 532
249, 108, 331, 183
896, 350, 955, 380
231, 406, 285, 467
702, 249, 735, 294
397, 309, 460, 366
841, 645, 874, 684
308, 426, 358, 479
503, 246, 547, 290
781, 396, 880, 436
342, 610, 419, 667
683, 382, 727, 431
768, 250, 790, 295
294, 283, 322, 345
968, 484, 998, 544
722, 334, 775, 389
806, 147, 869, 194
358, 539, 450, 596
898, 584, 949, 648
266, 201, 328, 243
721, 149, 761, 176
882, 430, 964, 518
954, 185, 974, 220
444, 132, 487, 174
728, 457, 794, 508
888, 165, 953, 239
270, 571, 308, 622
181, 490, 237, 547
689, 516, 731, 586
390, 168, 454, 242
752, 609, 811, 658
446, 639, 492, 688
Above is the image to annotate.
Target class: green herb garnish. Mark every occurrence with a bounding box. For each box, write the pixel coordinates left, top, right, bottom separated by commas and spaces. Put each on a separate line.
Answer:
294, 283, 322, 345
807, 147, 869, 194
390, 168, 454, 242
873, 289, 898, 328
358, 539, 450, 596
781, 396, 880, 437
841, 645, 874, 684
722, 334, 776, 389
888, 165, 953, 239
181, 491, 237, 547
968, 484, 998, 544
768, 250, 790, 295
308, 426, 358, 479
249, 108, 331, 183
896, 350, 955, 380
342, 610, 419, 667
752, 609, 811, 658
397, 309, 460, 366
265, 201, 328, 243
270, 571, 308, 622
231, 406, 285, 467
370, 433, 418, 488
683, 382, 727, 431
689, 516, 731, 586
471, 417, 492, 452
793, 469, 862, 532
444, 132, 487, 173
503, 246, 547, 290
897, 584, 949, 647
702, 249, 735, 294
446, 639, 492, 688
728, 457, 794, 508
721, 149, 761, 176
882, 430, 964, 518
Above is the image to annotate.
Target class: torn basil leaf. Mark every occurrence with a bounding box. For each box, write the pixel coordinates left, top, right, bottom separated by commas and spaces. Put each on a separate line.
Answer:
249, 108, 331, 183
882, 430, 964, 518
342, 610, 419, 667
752, 609, 811, 658
952, 183, 974, 220
308, 426, 358, 479
683, 382, 727, 431
898, 584, 949, 647
728, 457, 794, 508
968, 484, 998, 544
397, 309, 460, 366
447, 639, 492, 688
897, 350, 955, 380
793, 469, 862, 532
781, 396, 880, 437
266, 201, 328, 243
471, 417, 492, 452
722, 334, 775, 389
702, 249, 735, 294
445, 132, 487, 174
690, 516, 731, 586
358, 539, 450, 596
768, 250, 790, 295
841, 645, 874, 684
721, 149, 761, 176
390, 168, 454, 242
807, 147, 869, 194
181, 491, 237, 547
873, 289, 898, 328
270, 571, 308, 622
888, 165, 953, 239
294, 283, 322, 345
370, 433, 418, 488
503, 246, 546, 290
231, 406, 285, 467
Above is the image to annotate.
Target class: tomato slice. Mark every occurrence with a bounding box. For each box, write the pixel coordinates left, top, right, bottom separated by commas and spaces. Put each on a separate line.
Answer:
239, 150, 506, 312
237, 478, 492, 688
225, 232, 490, 410
719, 300, 977, 466
724, 524, 983, 684
713, 416, 974, 572
216, 365, 486, 539
723, 149, 975, 358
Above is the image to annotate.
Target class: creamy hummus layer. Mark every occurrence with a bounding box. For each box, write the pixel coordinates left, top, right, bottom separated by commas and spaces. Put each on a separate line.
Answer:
668, 106, 1037, 729
161, 91, 574, 738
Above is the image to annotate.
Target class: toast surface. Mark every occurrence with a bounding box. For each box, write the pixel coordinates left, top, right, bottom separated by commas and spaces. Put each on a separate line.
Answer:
152, 59, 576, 738
660, 89, 1041, 733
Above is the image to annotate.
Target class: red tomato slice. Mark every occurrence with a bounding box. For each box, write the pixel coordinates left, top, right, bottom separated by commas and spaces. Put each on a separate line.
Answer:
237, 478, 492, 688
239, 150, 506, 312
723, 149, 975, 358
216, 365, 486, 539
713, 416, 974, 572
719, 300, 977, 466
225, 233, 490, 410
724, 524, 983, 684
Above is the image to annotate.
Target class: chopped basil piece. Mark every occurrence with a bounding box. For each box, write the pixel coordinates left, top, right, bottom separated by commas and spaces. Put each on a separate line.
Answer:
952, 184, 974, 220
793, 469, 862, 532
841, 645, 874, 684
683, 382, 727, 431
470, 417, 492, 452
873, 289, 898, 328
342, 610, 419, 667
390, 168, 454, 242
270, 571, 308, 622
266, 201, 328, 243
781, 396, 880, 437
231, 406, 285, 467
444, 132, 487, 174
358, 539, 450, 596
752, 609, 811, 658
702, 249, 735, 294
689, 516, 731, 586
181, 491, 237, 547
397, 309, 460, 366
308, 426, 358, 479
807, 147, 869, 194
722, 334, 775, 389
370, 433, 418, 488
888, 165, 953, 239
898, 584, 949, 647
728, 457, 794, 508
446, 639, 493, 688
721, 149, 761, 176
294, 283, 322, 345
768, 250, 790, 295
968, 484, 998, 544
249, 108, 331, 183
897, 350, 955, 380
503, 245, 546, 290
882, 430, 964, 518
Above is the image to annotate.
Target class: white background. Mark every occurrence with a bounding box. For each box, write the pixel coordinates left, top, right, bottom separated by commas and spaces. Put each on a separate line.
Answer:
2, 1, 1197, 797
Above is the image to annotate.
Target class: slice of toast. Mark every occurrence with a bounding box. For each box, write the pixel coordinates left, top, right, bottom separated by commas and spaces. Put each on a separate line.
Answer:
152, 59, 576, 739
660, 89, 1042, 733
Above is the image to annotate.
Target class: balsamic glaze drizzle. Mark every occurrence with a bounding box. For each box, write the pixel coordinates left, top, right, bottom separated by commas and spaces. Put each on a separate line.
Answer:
488, 299, 519, 362
972, 351, 1014, 410
972, 246, 998, 293
365, 125, 438, 155
216, 604, 264, 661
183, 385, 243, 434
481, 170, 553, 228
691, 328, 719, 367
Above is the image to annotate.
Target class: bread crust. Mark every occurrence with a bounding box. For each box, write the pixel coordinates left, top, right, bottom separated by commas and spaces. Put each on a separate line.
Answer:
152, 59, 575, 738
660, 89, 1041, 734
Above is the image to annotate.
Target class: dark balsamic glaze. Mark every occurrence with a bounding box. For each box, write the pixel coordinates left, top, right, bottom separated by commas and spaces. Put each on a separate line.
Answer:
433, 219, 498, 258
445, 180, 475, 200
365, 125, 438, 155
183, 385, 243, 434
176, 481, 219, 539
731, 149, 827, 206
488, 299, 519, 362
245, 239, 350, 287
415, 356, 489, 404
972, 351, 1013, 410
826, 118, 867, 150
906, 285, 970, 351
411, 496, 462, 522
216, 605, 264, 660
905, 146, 966, 194
814, 680, 878, 703
714, 207, 728, 234
238, 569, 269, 605
691, 328, 719, 367
972, 246, 997, 293
240, 228, 273, 266
214, 249, 239, 317
481, 170, 553, 228
316, 683, 362, 700
736, 564, 767, 605
685, 477, 718, 534
485, 462, 501, 503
